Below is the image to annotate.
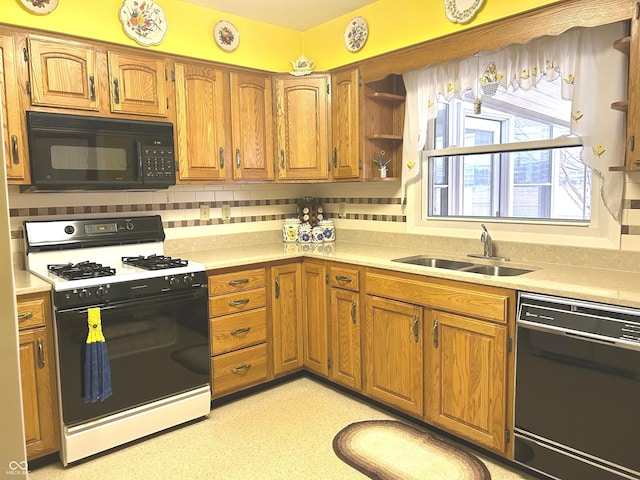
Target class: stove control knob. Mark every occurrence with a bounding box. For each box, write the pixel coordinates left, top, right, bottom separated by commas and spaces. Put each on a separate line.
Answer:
169, 276, 180, 287
95, 286, 107, 298
183, 275, 194, 286
78, 289, 89, 300
64, 225, 75, 235
124, 220, 134, 231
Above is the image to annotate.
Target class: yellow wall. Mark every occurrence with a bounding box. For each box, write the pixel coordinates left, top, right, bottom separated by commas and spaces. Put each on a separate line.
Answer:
3, 0, 565, 72
305, 0, 566, 70
2, 0, 301, 72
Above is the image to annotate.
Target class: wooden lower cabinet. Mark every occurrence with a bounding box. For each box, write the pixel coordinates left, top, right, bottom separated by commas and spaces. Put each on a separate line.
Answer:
17, 291, 59, 460
425, 310, 509, 454
271, 263, 304, 376
302, 261, 329, 376
208, 268, 269, 398
364, 295, 423, 416
329, 288, 361, 390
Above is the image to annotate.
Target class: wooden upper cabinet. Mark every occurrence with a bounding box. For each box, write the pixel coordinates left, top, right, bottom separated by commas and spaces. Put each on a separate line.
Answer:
27, 36, 99, 111
331, 68, 361, 180
230, 71, 274, 181
274, 74, 330, 181
1, 34, 29, 183
107, 51, 169, 117
174, 62, 228, 181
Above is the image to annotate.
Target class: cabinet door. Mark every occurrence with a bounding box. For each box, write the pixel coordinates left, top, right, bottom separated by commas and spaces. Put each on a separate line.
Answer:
275, 74, 330, 180
271, 263, 303, 376
27, 36, 99, 111
364, 295, 423, 415
330, 288, 361, 391
302, 262, 328, 376
108, 51, 168, 117
425, 310, 508, 454
19, 327, 57, 460
174, 62, 228, 181
331, 68, 361, 180
230, 71, 274, 181
1, 35, 29, 183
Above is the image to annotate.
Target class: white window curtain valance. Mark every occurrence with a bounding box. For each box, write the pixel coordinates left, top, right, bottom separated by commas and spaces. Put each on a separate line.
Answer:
401, 21, 628, 220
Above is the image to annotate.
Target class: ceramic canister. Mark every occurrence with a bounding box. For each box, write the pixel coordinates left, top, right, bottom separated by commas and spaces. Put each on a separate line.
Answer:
318, 219, 335, 242
282, 218, 301, 243
311, 225, 324, 243
297, 223, 312, 243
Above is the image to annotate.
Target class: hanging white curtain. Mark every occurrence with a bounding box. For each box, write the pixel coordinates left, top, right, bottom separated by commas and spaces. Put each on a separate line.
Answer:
401, 21, 627, 220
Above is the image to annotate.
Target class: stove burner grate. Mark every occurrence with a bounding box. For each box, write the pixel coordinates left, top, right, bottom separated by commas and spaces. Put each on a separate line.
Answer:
121, 254, 188, 270
48, 261, 116, 280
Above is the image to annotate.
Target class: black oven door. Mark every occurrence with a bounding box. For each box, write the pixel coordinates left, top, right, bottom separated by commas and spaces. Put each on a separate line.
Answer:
54, 288, 210, 427
515, 323, 640, 479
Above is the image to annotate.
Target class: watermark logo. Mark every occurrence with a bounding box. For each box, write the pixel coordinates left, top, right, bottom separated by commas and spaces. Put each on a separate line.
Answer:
6, 460, 27, 476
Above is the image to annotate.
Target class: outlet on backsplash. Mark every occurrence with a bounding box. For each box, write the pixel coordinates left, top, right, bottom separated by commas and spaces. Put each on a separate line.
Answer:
221, 204, 231, 222
199, 204, 210, 221
339, 202, 346, 218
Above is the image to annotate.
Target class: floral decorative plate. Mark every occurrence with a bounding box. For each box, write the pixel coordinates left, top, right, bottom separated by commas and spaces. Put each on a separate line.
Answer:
344, 16, 368, 53
19, 0, 58, 15
444, 0, 485, 24
119, 0, 168, 47
214, 20, 239, 52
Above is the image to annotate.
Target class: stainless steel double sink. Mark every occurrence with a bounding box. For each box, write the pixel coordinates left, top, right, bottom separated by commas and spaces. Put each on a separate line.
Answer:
391, 255, 533, 277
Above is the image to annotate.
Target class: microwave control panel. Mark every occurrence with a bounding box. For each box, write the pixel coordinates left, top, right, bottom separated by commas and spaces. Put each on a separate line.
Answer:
142, 145, 175, 182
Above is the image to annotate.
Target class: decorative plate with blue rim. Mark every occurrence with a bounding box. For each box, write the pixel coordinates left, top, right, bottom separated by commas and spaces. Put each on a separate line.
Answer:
119, 0, 168, 46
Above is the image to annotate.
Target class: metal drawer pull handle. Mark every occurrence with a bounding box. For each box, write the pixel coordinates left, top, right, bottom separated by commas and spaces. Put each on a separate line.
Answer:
275, 277, 280, 299
37, 338, 45, 369
236, 148, 241, 169
231, 364, 252, 374
229, 298, 250, 306
113, 78, 120, 104
433, 319, 439, 348
228, 278, 249, 286
280, 150, 285, 170
335, 275, 352, 283
413, 315, 420, 343
17, 312, 33, 322
219, 147, 224, 169
89, 75, 96, 101
11, 135, 19, 165
230, 327, 251, 336
351, 300, 357, 324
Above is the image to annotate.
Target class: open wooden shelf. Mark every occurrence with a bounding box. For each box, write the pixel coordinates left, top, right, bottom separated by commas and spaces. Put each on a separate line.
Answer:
613, 36, 631, 55
367, 92, 405, 103
611, 100, 628, 112
366, 134, 403, 140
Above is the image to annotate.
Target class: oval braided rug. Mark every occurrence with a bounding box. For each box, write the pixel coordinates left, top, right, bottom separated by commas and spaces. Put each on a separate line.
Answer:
333, 420, 491, 480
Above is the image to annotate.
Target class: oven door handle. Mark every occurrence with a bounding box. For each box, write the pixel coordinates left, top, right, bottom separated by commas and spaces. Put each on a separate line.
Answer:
56, 288, 206, 316
518, 319, 640, 351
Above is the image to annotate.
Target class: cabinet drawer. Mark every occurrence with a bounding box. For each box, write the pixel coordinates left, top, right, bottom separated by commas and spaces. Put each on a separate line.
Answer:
211, 308, 267, 355
329, 265, 360, 291
366, 271, 510, 323
17, 294, 48, 330
208, 269, 266, 295
209, 288, 266, 317
211, 343, 268, 397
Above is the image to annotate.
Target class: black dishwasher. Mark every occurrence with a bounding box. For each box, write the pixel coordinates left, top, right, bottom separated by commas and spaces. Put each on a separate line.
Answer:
515, 292, 640, 480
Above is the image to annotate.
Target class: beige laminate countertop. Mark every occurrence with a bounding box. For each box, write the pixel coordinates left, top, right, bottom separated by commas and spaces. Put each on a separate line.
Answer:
174, 241, 640, 310
14, 240, 640, 310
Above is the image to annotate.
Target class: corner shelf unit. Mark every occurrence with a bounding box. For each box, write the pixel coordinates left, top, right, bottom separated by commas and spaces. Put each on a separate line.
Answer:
362, 75, 406, 180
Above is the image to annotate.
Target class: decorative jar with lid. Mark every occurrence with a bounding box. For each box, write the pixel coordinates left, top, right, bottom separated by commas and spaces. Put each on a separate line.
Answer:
282, 218, 301, 243
318, 219, 335, 242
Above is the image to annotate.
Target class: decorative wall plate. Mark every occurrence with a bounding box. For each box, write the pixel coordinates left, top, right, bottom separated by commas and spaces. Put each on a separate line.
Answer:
344, 16, 368, 53
19, 0, 58, 15
119, 0, 168, 47
444, 0, 485, 24
214, 20, 239, 52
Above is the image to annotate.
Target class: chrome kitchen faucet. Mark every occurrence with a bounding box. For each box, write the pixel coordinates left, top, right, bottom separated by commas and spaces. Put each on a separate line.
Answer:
468, 224, 510, 261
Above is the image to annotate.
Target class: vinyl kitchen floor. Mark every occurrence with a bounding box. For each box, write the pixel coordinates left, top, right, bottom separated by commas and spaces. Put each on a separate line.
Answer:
29, 377, 538, 480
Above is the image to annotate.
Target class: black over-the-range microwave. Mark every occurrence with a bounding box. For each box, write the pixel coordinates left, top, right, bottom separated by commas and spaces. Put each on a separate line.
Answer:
25, 111, 176, 191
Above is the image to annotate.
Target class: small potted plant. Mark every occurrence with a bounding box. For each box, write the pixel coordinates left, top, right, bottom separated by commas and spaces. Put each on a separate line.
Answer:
372, 150, 391, 178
